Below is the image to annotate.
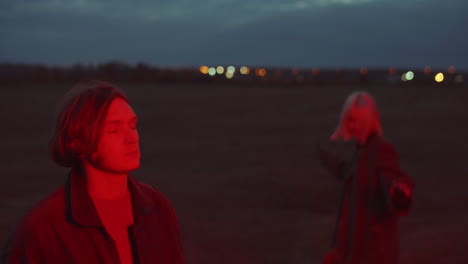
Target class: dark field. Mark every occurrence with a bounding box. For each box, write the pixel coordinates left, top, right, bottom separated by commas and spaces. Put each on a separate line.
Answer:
1, 82, 467, 263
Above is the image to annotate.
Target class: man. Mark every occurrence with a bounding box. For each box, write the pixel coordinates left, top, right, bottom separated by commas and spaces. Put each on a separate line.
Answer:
318, 91, 415, 264
2, 80, 184, 264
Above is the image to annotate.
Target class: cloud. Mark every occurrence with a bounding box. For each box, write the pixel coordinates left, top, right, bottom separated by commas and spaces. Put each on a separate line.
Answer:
0, 0, 467, 69
0, 0, 381, 22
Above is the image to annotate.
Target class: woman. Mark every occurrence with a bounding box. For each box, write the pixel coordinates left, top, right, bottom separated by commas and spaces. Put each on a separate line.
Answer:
318, 91, 415, 264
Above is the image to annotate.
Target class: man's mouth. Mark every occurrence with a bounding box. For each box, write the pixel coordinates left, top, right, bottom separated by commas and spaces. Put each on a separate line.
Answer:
126, 151, 140, 156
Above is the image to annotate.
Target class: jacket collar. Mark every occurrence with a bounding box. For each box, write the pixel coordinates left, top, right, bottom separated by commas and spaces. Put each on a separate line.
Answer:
65, 170, 156, 228
356, 132, 381, 150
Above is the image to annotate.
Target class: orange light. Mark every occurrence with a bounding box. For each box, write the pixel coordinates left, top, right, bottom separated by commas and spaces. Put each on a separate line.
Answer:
423, 66, 431, 75
255, 68, 267, 77
312, 68, 319, 75
360, 67, 368, 75
448, 65, 456, 74
199, 65, 209, 74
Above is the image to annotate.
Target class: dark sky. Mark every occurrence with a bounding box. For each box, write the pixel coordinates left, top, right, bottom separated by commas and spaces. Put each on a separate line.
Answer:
1, 0, 467, 70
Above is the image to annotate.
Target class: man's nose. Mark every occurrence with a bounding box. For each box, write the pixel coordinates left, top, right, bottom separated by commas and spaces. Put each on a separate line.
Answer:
125, 128, 139, 144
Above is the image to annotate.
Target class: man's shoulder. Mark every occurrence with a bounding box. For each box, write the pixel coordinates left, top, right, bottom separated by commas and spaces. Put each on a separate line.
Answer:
131, 179, 174, 209
13, 185, 66, 233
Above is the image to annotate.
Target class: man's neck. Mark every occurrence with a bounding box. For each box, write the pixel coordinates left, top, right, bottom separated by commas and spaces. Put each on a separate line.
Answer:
79, 166, 129, 200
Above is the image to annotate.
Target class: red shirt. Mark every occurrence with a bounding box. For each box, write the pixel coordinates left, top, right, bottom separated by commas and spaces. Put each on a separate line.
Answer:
2, 172, 185, 264
92, 189, 134, 264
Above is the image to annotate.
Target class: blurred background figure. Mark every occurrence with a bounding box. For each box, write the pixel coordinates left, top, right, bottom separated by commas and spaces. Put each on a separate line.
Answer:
318, 91, 415, 264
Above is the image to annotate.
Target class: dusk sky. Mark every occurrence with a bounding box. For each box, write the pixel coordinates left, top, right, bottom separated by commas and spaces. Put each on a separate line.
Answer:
1, 0, 467, 70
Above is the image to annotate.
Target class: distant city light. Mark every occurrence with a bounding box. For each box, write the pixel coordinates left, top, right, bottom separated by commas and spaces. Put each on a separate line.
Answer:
405, 71, 414, 81
292, 68, 300, 75
424, 66, 431, 75
312, 68, 319, 75
255, 68, 267, 77
199, 65, 209, 74
240, 66, 250, 75
208, 67, 216, 76
360, 67, 368, 75
401, 73, 407, 82
448, 66, 456, 74
454, 75, 464, 83
226, 71, 234, 79
216, 66, 224, 74
388, 67, 396, 75
435, 72, 444, 83
227, 66, 235, 73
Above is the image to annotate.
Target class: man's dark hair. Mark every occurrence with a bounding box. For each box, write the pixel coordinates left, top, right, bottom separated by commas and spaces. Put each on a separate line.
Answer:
49, 80, 128, 168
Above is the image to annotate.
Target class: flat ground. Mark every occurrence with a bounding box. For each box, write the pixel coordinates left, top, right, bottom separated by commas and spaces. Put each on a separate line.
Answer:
1, 81, 467, 263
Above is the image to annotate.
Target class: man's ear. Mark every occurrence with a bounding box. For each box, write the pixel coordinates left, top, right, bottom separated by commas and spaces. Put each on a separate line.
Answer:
70, 138, 85, 158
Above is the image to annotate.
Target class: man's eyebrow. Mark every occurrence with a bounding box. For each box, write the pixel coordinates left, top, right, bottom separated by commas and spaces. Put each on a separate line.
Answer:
105, 116, 138, 124
106, 120, 122, 124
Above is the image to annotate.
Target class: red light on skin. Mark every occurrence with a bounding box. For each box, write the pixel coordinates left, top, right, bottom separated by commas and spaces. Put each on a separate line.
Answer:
448, 66, 456, 74
388, 67, 396, 75
360, 67, 368, 75
126, 150, 140, 157
88, 97, 141, 181
312, 68, 319, 75
87, 97, 134, 188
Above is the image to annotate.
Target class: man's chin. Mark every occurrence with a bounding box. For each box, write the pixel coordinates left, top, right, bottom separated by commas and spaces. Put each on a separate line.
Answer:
109, 163, 140, 175
123, 163, 140, 174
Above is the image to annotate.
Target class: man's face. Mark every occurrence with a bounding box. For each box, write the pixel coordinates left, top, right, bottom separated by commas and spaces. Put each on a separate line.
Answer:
86, 97, 140, 174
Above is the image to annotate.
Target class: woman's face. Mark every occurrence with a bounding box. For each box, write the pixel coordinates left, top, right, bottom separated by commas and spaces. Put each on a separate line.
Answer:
343, 107, 371, 142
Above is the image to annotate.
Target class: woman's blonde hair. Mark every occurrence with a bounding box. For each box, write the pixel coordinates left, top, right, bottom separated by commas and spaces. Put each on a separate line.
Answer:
331, 91, 383, 143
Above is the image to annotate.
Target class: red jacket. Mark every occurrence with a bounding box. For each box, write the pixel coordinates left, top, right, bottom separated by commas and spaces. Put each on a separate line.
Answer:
2, 172, 185, 264
326, 135, 415, 264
